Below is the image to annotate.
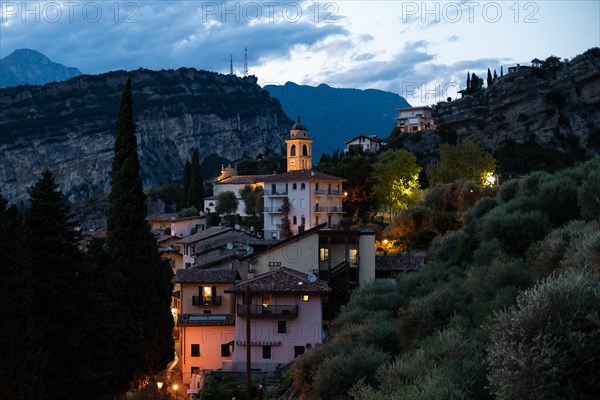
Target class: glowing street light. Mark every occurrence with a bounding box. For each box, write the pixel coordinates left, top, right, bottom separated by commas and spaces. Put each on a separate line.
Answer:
172, 384, 179, 391
156, 381, 163, 390
486, 175, 496, 186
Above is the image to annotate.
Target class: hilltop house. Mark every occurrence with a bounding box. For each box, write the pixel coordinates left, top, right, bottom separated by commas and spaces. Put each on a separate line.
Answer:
223, 267, 331, 373
395, 106, 435, 132
344, 134, 383, 153
175, 269, 239, 388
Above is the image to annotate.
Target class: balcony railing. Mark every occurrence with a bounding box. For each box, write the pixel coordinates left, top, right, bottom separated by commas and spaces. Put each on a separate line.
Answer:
264, 189, 288, 196
314, 206, 344, 213
236, 304, 298, 318
193, 295, 222, 306
264, 207, 283, 213
314, 189, 342, 196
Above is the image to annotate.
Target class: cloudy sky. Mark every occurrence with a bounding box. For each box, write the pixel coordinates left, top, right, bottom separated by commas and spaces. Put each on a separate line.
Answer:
1, 0, 599, 105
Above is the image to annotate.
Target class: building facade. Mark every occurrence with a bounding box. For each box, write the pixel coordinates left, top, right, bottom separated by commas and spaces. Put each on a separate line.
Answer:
344, 134, 382, 153
395, 106, 435, 132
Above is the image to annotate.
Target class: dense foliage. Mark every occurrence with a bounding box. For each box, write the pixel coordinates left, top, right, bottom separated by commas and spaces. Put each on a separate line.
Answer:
292, 157, 600, 399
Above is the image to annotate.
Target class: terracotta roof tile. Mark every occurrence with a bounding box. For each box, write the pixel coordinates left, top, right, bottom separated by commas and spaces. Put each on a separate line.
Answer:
225, 267, 331, 294
175, 268, 238, 283
216, 175, 271, 185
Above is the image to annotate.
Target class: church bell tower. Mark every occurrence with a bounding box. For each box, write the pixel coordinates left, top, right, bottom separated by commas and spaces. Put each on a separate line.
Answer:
285, 116, 313, 171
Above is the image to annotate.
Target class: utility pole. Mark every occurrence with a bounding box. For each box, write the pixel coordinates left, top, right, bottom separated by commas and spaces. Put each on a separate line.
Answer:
246, 285, 251, 400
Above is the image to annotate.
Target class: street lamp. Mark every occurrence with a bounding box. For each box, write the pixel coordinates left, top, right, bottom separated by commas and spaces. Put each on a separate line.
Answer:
157, 381, 163, 390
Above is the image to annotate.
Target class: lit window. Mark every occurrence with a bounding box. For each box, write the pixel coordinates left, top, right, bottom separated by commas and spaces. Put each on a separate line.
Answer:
191, 344, 200, 357
302, 295, 309, 302
319, 248, 329, 261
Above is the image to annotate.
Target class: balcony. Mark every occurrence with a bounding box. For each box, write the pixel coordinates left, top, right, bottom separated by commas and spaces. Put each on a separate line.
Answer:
314, 206, 344, 213
192, 295, 222, 306
314, 189, 342, 196
264, 207, 283, 213
236, 304, 298, 318
264, 189, 288, 196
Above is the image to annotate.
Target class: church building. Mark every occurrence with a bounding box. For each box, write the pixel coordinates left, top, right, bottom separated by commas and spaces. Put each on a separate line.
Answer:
263, 118, 346, 239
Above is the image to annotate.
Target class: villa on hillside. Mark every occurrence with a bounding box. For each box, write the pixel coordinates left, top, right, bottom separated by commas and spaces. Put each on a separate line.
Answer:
344, 134, 383, 153
204, 166, 268, 216
395, 106, 435, 132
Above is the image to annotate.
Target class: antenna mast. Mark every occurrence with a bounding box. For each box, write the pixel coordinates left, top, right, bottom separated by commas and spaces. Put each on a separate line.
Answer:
244, 46, 248, 76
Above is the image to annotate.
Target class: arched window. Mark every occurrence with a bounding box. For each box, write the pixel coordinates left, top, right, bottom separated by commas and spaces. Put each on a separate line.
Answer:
301, 183, 305, 190
302, 144, 309, 156
290, 144, 296, 156
292, 183, 297, 190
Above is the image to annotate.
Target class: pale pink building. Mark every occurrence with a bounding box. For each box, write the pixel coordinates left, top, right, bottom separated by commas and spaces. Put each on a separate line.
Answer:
223, 267, 331, 372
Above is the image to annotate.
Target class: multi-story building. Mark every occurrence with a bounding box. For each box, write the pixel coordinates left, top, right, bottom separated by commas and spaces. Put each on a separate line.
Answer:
175, 269, 239, 388
146, 213, 206, 237
395, 106, 435, 132
263, 119, 346, 239
223, 267, 331, 373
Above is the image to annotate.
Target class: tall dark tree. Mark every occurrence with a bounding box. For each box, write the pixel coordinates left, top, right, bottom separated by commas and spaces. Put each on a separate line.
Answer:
466, 72, 471, 91
487, 68, 493, 88
0, 194, 43, 400
501, 66, 504, 77
493, 69, 498, 82
24, 170, 83, 400
106, 78, 174, 391
182, 159, 192, 208
187, 148, 205, 209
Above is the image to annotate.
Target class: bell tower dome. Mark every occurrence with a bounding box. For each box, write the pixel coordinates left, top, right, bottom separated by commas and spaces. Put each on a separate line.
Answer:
285, 116, 314, 171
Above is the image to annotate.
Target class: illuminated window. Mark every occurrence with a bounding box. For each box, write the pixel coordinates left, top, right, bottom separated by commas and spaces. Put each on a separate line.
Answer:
302, 295, 309, 302
262, 294, 272, 309
319, 248, 329, 261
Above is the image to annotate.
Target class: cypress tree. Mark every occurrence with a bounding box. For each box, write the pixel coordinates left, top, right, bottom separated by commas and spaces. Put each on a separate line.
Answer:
182, 159, 192, 208
487, 68, 493, 88
0, 194, 43, 400
106, 78, 174, 391
466, 72, 471, 92
24, 170, 83, 400
187, 148, 205, 210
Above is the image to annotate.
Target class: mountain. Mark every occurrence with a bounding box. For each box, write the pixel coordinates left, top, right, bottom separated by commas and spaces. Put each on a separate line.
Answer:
263, 82, 410, 157
0, 68, 291, 207
0, 49, 82, 88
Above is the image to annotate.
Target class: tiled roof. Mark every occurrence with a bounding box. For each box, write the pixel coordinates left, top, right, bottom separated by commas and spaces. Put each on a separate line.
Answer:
175, 268, 239, 283
240, 223, 327, 261
344, 134, 382, 144
375, 253, 425, 272
146, 213, 176, 222
262, 170, 346, 183
177, 226, 232, 244
216, 175, 270, 185
225, 267, 331, 294
177, 314, 236, 327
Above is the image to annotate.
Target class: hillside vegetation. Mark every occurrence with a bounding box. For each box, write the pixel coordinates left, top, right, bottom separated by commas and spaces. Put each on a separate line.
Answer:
292, 157, 600, 400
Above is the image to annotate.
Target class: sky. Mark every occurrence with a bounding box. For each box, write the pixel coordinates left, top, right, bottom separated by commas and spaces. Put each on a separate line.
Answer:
1, 0, 599, 105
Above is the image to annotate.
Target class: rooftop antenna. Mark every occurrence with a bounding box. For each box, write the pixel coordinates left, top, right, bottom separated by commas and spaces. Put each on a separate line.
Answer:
230, 54, 233, 75
244, 46, 248, 76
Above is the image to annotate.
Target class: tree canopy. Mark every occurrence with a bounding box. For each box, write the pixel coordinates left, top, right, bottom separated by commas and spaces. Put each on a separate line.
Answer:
372, 149, 422, 220
427, 140, 496, 187
215, 190, 239, 215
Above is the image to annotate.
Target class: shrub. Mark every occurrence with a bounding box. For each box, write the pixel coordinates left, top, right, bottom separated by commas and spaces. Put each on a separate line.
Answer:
487, 268, 600, 400
578, 162, 600, 220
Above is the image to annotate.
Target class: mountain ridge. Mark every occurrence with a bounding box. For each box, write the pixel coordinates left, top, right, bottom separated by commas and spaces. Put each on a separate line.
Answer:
0, 49, 82, 88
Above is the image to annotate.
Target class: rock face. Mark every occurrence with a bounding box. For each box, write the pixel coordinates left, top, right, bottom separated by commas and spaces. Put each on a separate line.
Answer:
0, 49, 82, 88
434, 48, 600, 155
0, 68, 291, 207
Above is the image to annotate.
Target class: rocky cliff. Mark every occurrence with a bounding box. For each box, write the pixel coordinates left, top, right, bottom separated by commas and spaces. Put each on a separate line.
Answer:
434, 48, 600, 156
0, 68, 291, 207
0, 49, 82, 88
